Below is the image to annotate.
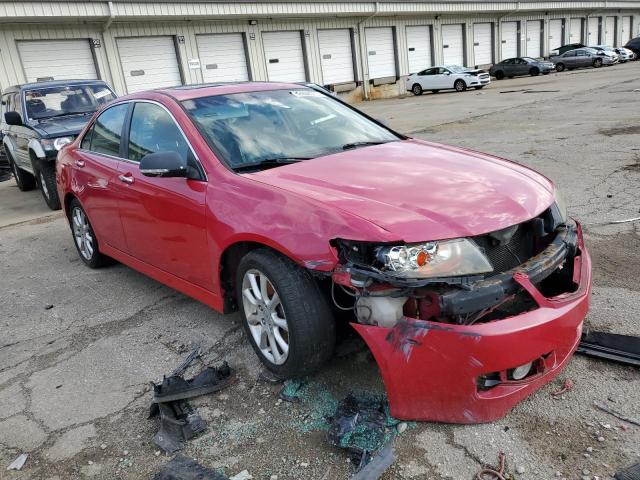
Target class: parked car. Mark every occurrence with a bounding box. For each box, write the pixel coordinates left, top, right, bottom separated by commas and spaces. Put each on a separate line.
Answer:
550, 43, 586, 56
550, 47, 615, 72
489, 57, 556, 79
57, 82, 591, 423
589, 45, 620, 63
624, 36, 640, 57
1, 80, 116, 209
614, 47, 636, 62
406, 65, 490, 95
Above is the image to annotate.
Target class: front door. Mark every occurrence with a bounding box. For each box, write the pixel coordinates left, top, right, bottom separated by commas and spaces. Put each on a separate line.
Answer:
116, 101, 212, 289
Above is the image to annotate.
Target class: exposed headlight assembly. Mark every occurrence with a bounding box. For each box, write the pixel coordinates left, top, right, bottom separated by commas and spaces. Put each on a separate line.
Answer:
375, 238, 493, 278
40, 137, 73, 152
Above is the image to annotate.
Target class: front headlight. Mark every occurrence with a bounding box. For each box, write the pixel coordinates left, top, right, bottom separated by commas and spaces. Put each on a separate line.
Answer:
40, 137, 73, 152
375, 238, 493, 278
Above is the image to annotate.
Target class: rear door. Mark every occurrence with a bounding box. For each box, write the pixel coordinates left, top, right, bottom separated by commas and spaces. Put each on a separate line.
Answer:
575, 49, 591, 67
73, 103, 129, 251
116, 101, 212, 289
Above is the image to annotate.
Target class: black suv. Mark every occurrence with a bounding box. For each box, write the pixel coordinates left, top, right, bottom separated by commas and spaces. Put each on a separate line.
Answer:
1, 80, 116, 209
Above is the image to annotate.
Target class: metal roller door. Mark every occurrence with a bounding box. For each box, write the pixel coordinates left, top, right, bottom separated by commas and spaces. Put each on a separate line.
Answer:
526, 20, 542, 58
473, 23, 493, 65
318, 29, 355, 85
18, 39, 97, 82
549, 19, 564, 50
117, 36, 182, 93
570, 18, 583, 43
365, 27, 396, 79
501, 22, 519, 59
406, 26, 433, 73
262, 31, 307, 82
197, 33, 249, 83
587, 17, 600, 44
604, 17, 616, 46
442, 24, 465, 65
621, 16, 632, 44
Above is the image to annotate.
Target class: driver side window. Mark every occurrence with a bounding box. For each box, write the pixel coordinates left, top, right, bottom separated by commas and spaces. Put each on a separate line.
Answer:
127, 103, 189, 164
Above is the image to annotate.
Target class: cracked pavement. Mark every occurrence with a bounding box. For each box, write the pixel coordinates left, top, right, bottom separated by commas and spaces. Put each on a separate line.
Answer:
1, 63, 640, 479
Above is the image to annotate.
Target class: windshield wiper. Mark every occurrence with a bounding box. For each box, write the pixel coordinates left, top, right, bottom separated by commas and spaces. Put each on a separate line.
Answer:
39, 110, 94, 120
233, 157, 311, 172
341, 141, 389, 151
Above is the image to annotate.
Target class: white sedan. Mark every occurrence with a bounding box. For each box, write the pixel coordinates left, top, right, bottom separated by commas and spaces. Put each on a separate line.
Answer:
406, 65, 491, 95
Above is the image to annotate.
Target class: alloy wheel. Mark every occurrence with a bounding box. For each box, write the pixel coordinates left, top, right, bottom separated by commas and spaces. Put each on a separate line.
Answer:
241, 269, 289, 365
39, 171, 50, 200
72, 206, 94, 261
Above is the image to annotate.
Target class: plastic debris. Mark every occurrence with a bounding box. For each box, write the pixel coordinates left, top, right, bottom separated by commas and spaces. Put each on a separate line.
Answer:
229, 470, 253, 480
279, 379, 306, 403
153, 400, 207, 453
551, 379, 574, 397
577, 331, 640, 367
351, 443, 396, 480
153, 362, 234, 403
594, 401, 640, 427
615, 462, 640, 480
153, 454, 228, 480
7, 453, 28, 471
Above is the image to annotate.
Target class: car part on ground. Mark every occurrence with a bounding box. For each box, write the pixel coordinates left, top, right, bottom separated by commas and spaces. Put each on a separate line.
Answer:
152, 400, 207, 453
576, 331, 640, 367
615, 462, 640, 480
152, 362, 234, 403
154, 454, 229, 480
593, 400, 640, 427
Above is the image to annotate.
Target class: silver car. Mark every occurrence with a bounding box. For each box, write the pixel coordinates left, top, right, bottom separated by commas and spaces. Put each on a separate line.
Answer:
550, 47, 615, 72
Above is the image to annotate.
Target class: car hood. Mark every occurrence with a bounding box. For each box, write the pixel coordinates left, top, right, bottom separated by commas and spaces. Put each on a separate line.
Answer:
247, 139, 555, 242
29, 114, 94, 138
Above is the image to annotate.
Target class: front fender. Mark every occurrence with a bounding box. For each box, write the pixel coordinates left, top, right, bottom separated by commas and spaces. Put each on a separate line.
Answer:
28, 139, 46, 160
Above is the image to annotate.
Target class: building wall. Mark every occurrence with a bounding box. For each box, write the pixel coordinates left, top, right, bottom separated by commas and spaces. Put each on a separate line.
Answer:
0, 2, 638, 100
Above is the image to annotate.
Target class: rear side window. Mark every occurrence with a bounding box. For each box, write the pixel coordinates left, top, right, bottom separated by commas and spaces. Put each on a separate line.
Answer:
127, 102, 189, 164
85, 104, 128, 156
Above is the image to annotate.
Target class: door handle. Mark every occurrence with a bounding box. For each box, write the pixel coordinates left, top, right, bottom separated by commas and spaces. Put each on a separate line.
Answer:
118, 173, 134, 185
74, 159, 85, 168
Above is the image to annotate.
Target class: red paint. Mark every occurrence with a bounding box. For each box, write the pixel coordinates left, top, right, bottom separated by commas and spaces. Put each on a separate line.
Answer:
353, 228, 591, 423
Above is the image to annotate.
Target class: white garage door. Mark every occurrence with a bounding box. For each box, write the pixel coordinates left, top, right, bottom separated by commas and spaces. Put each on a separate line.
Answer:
365, 27, 396, 78
318, 29, 354, 85
604, 17, 616, 46
117, 37, 182, 93
197, 33, 249, 83
262, 31, 307, 82
621, 16, 632, 44
526, 20, 542, 58
442, 24, 465, 65
501, 22, 519, 59
587, 17, 600, 44
473, 23, 493, 65
406, 26, 433, 74
18, 39, 97, 82
549, 19, 564, 50
570, 18, 583, 43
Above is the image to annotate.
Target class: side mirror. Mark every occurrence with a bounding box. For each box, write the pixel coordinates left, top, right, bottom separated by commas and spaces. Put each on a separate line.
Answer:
140, 151, 187, 178
4, 111, 23, 126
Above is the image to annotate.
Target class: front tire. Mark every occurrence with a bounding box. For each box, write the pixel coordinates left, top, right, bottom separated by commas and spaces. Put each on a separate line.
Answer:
529, 67, 540, 76
7, 150, 36, 191
454, 79, 467, 92
35, 160, 61, 210
411, 83, 423, 96
555, 63, 565, 72
237, 249, 335, 378
69, 198, 112, 268
593, 58, 603, 68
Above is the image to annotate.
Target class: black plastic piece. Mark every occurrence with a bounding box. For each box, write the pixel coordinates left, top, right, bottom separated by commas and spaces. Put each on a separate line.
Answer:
577, 331, 640, 367
153, 362, 233, 403
154, 400, 207, 453
153, 454, 229, 480
615, 462, 640, 480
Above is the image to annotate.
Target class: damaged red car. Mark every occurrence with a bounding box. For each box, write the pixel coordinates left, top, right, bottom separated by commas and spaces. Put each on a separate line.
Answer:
57, 82, 591, 423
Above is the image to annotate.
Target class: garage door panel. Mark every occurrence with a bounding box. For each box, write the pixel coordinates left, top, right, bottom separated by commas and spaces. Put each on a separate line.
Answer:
570, 18, 583, 43
501, 22, 519, 59
473, 23, 492, 65
621, 16, 632, 44
442, 24, 465, 66
365, 27, 396, 79
117, 36, 182, 93
318, 29, 355, 85
263, 31, 306, 82
587, 17, 600, 43
549, 19, 564, 50
18, 40, 97, 82
406, 26, 432, 73
604, 17, 616, 46
526, 20, 542, 58
197, 33, 249, 83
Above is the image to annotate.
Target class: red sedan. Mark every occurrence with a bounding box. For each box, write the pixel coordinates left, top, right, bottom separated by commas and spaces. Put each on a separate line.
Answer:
56, 82, 591, 423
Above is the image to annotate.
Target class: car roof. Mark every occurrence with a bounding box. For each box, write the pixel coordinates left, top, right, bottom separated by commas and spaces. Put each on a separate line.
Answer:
153, 81, 312, 102
7, 79, 111, 92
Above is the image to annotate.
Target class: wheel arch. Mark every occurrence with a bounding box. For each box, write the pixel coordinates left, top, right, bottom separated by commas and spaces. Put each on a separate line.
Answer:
63, 192, 78, 218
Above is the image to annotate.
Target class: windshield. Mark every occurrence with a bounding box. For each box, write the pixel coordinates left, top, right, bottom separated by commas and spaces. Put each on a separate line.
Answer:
522, 57, 537, 62
444, 65, 467, 73
23, 84, 116, 121
182, 89, 400, 170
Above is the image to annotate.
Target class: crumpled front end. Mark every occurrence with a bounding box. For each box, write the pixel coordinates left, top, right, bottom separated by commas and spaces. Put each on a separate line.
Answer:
333, 213, 591, 423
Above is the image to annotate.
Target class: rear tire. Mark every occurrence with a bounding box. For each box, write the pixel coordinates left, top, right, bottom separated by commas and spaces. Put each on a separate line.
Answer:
237, 249, 336, 378
411, 83, 423, 96
68, 198, 112, 268
34, 159, 61, 210
454, 79, 467, 92
529, 67, 540, 76
555, 63, 565, 72
6, 150, 36, 191
494, 71, 505, 80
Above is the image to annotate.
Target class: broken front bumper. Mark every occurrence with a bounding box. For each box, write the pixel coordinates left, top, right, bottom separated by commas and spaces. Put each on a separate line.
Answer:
353, 221, 591, 423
